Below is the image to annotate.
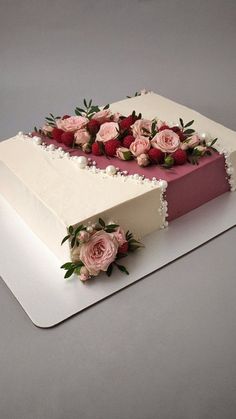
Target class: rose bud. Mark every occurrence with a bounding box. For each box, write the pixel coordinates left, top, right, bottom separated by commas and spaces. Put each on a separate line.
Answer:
188, 134, 200, 148
116, 147, 133, 161
79, 266, 90, 282
194, 145, 207, 155
137, 153, 150, 167
164, 155, 174, 168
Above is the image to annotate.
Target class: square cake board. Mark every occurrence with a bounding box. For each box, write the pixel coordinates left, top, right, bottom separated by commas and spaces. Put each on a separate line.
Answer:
0, 192, 235, 328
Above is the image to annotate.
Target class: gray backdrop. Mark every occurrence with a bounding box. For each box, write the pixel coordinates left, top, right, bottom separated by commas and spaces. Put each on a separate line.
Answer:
0, 1, 236, 418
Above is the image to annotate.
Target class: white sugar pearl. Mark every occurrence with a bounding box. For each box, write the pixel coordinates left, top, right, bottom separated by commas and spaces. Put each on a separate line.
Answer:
47, 143, 55, 151
200, 132, 211, 142
32, 136, 42, 145
18, 131, 24, 136
77, 156, 88, 169
133, 174, 139, 180
106, 165, 117, 176
159, 180, 168, 189
86, 226, 93, 233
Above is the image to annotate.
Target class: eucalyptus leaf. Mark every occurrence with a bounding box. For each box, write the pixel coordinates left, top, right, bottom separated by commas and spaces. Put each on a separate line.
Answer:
61, 234, 71, 246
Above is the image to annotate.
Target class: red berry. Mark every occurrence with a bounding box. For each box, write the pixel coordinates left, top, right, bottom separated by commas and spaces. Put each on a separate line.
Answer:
118, 241, 129, 254
92, 142, 102, 156
51, 128, 64, 142
87, 119, 100, 135
62, 115, 71, 120
119, 114, 137, 132
158, 124, 170, 131
172, 149, 187, 165
104, 139, 121, 157
61, 132, 74, 147
148, 148, 165, 164
122, 135, 135, 148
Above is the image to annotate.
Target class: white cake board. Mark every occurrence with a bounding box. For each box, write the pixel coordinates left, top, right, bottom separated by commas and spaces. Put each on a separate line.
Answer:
0, 193, 235, 328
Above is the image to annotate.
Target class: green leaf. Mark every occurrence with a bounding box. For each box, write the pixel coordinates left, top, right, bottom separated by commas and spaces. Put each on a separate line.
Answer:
116, 264, 129, 275
64, 268, 75, 279
74, 224, 84, 236
99, 218, 106, 228
103, 103, 110, 110
83, 98, 87, 108
68, 225, 74, 234
88, 99, 92, 107
71, 236, 76, 248
106, 264, 113, 277
60, 262, 74, 270
183, 128, 195, 135
184, 120, 194, 128
75, 109, 82, 116
179, 118, 184, 127
61, 234, 71, 246
209, 138, 218, 147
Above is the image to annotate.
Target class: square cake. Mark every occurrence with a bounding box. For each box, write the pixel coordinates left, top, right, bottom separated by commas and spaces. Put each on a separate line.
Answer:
1, 91, 235, 280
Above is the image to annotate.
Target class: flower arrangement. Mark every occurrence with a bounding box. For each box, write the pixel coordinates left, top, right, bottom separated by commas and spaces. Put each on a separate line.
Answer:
60, 218, 143, 281
34, 96, 218, 169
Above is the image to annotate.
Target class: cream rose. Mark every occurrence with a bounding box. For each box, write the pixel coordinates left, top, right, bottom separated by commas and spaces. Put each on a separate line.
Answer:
74, 129, 91, 145
96, 122, 119, 143
131, 119, 152, 138
151, 129, 180, 153
92, 109, 112, 124
79, 230, 119, 275
57, 116, 89, 132
129, 136, 150, 157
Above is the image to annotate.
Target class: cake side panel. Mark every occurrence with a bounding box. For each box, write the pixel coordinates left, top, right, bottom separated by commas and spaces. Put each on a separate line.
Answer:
0, 161, 70, 261
71, 188, 164, 241
166, 154, 230, 221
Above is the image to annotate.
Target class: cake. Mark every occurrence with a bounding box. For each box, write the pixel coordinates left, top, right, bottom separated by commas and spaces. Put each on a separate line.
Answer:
1, 91, 235, 281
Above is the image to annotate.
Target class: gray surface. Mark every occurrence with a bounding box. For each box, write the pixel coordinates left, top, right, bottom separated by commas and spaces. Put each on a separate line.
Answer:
0, 0, 236, 418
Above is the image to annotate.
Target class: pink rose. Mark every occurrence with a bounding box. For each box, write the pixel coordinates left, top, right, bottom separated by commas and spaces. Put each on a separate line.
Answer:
131, 119, 152, 138
187, 134, 200, 148
96, 122, 119, 143
92, 109, 112, 124
57, 116, 89, 132
74, 129, 91, 145
79, 230, 119, 275
151, 129, 180, 153
137, 153, 150, 167
130, 136, 150, 157
112, 227, 126, 246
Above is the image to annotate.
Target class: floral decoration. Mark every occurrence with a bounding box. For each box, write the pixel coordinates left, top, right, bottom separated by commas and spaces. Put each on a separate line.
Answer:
33, 96, 218, 169
60, 218, 143, 281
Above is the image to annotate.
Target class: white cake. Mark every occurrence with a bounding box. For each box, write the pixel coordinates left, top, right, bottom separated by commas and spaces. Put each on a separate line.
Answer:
1, 92, 235, 272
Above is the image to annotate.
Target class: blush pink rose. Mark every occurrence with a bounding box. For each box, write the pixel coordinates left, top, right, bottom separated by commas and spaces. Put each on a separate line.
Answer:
79, 230, 119, 275
129, 136, 150, 157
74, 129, 91, 145
131, 119, 152, 138
112, 227, 126, 246
96, 122, 119, 143
57, 116, 89, 132
151, 129, 180, 153
92, 109, 112, 124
